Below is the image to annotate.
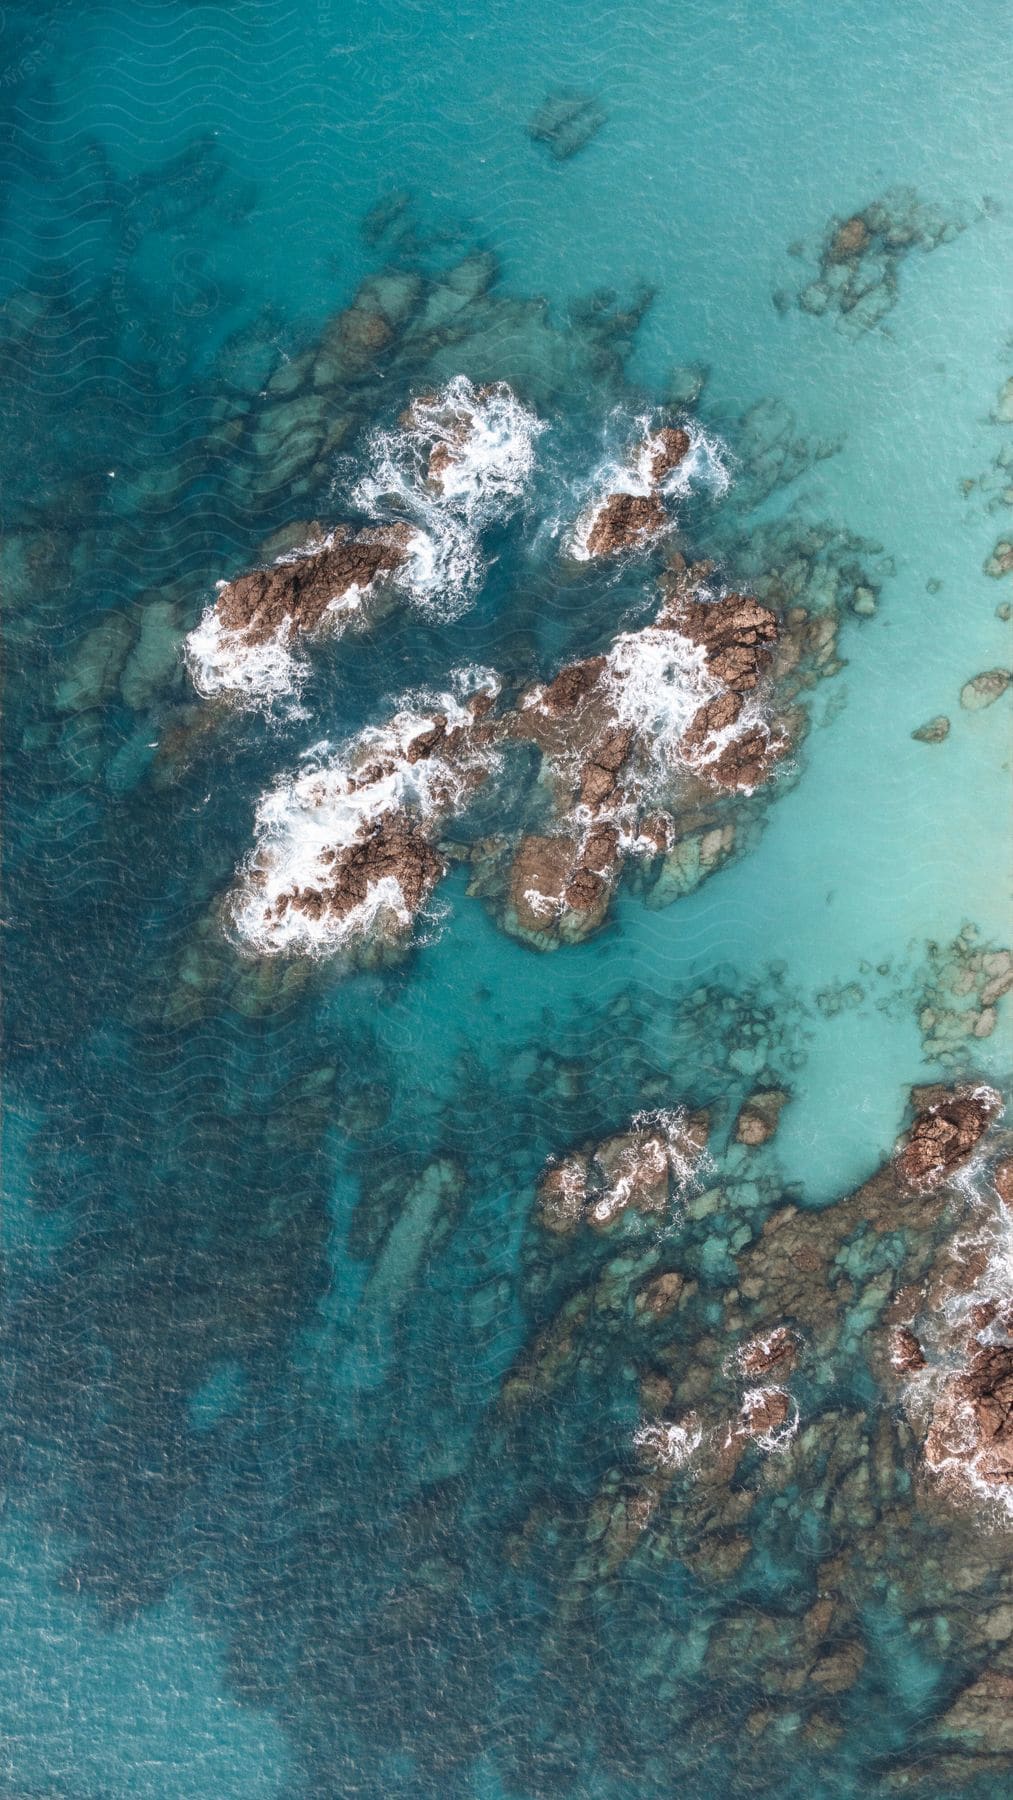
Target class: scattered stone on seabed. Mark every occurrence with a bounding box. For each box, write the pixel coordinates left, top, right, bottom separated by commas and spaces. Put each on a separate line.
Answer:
959, 667, 1011, 709
911, 714, 950, 742
984, 538, 1013, 578
734, 1089, 790, 1145
527, 91, 607, 160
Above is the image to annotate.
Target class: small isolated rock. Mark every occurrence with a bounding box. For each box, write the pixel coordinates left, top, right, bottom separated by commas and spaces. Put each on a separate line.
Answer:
911, 715, 950, 742
984, 539, 1013, 578
960, 669, 1011, 710
995, 1157, 1013, 1205
527, 91, 607, 160
850, 586, 877, 616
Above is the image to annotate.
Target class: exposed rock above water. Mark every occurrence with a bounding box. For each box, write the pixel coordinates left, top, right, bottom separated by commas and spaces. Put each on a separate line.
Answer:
895, 1085, 1001, 1189
214, 523, 412, 644
576, 422, 691, 559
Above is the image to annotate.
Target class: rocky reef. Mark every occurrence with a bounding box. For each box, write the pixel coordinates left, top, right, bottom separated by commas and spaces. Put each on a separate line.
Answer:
230, 684, 499, 961
776, 187, 990, 336
488, 1075, 1013, 1789
573, 422, 691, 559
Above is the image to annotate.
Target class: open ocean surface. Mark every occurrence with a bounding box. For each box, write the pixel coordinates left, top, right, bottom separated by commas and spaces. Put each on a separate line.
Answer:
2, 2, 1012, 1795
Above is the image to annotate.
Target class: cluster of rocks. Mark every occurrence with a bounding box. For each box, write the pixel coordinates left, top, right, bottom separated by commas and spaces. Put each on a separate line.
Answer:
460, 562, 792, 950
776, 188, 989, 337
576, 423, 690, 558
491, 1078, 1013, 1785
911, 927, 1013, 1063
535, 1108, 710, 1237
242, 691, 499, 960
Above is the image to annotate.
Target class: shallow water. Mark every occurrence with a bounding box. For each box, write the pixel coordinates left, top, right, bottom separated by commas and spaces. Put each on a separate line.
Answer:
2, 2, 1012, 1795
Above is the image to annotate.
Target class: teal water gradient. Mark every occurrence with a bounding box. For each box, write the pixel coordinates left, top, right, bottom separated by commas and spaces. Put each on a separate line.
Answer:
2, 1, 1011, 1795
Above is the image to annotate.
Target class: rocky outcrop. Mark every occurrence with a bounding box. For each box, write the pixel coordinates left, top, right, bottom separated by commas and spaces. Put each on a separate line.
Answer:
585, 490, 668, 559
266, 812, 444, 935
579, 423, 691, 559
535, 1109, 709, 1237
215, 524, 412, 644
895, 1086, 1000, 1189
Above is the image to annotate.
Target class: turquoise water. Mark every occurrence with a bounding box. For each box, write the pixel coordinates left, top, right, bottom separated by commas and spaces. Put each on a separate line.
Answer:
2, 1, 1012, 1794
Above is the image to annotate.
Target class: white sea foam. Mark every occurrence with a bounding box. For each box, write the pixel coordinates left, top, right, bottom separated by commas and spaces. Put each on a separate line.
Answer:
602, 623, 718, 769
635, 1413, 703, 1472
353, 376, 544, 615
738, 1387, 800, 1454
185, 601, 305, 709
231, 682, 499, 956
589, 1107, 703, 1225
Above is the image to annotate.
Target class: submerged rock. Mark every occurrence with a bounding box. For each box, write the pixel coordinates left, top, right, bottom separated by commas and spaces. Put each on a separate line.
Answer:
783, 188, 984, 337
911, 714, 950, 742
527, 91, 607, 160
960, 668, 1011, 709
735, 1089, 790, 1146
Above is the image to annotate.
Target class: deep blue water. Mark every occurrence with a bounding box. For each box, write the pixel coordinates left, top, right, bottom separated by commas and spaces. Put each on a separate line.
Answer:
2, 2, 1012, 1795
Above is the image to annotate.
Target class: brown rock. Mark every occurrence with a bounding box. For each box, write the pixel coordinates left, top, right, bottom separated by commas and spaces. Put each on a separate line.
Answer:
648, 426, 691, 483
586, 491, 668, 558
537, 1156, 590, 1234
829, 215, 870, 262
735, 1090, 790, 1146
217, 525, 411, 644
673, 592, 779, 691
270, 811, 443, 933
738, 1326, 798, 1378
995, 1157, 1013, 1205
890, 1326, 926, 1373
739, 1388, 790, 1437
896, 1087, 1000, 1190
541, 656, 607, 715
